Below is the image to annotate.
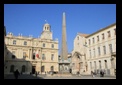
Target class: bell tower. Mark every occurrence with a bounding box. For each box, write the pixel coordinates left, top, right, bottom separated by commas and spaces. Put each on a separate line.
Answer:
40, 22, 52, 40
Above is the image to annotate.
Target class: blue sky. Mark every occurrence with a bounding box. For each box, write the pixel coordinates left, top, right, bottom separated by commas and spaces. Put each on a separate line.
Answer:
4, 4, 116, 54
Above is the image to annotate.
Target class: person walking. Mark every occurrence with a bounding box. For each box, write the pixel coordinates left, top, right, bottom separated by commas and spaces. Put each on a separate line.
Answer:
14, 69, 20, 79
91, 71, 95, 77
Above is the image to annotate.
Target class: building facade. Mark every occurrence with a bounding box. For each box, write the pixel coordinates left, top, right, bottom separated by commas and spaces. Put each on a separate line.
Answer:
4, 23, 59, 74
72, 23, 116, 76
86, 23, 116, 76
71, 33, 89, 74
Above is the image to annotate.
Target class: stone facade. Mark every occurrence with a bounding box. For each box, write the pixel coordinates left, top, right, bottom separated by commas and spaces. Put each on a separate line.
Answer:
72, 23, 116, 76
71, 33, 89, 74
4, 23, 59, 74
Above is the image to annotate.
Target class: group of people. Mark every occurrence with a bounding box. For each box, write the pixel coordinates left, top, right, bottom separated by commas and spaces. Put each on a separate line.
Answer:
14, 69, 40, 79
91, 70, 105, 77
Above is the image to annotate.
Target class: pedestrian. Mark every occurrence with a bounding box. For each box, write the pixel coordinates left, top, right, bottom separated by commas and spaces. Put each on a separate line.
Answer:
91, 71, 93, 77
102, 71, 104, 77
93, 72, 95, 77
45, 71, 46, 75
14, 69, 20, 79
100, 70, 102, 77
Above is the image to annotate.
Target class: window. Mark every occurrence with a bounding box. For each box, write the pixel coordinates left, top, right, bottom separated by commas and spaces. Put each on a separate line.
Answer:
93, 49, 95, 57
52, 44, 54, 48
43, 43, 45, 47
12, 51, 15, 59
51, 54, 54, 60
92, 38, 94, 44
97, 36, 99, 41
22, 65, 26, 72
41, 66, 45, 72
99, 61, 101, 69
103, 46, 106, 54
42, 54, 45, 60
108, 31, 111, 37
23, 52, 26, 59
10, 65, 14, 73
90, 62, 92, 69
114, 29, 116, 35
33, 53, 35, 59
89, 39, 91, 45
98, 47, 100, 56
102, 33, 104, 40
24, 41, 27, 45
109, 44, 112, 54
104, 60, 108, 69
77, 36, 79, 40
50, 66, 54, 71
89, 50, 91, 58
13, 40, 16, 45
94, 61, 96, 69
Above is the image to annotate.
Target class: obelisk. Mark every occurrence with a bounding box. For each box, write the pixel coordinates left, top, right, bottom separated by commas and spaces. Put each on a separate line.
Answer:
61, 12, 68, 61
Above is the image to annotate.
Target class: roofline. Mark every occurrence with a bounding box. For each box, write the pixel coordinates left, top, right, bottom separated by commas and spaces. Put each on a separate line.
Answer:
86, 23, 116, 38
77, 33, 89, 38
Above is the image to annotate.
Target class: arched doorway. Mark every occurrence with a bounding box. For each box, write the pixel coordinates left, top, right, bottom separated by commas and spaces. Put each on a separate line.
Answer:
22, 65, 26, 73
10, 65, 14, 73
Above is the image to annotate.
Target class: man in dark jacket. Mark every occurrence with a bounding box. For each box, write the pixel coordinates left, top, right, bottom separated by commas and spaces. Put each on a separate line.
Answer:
14, 69, 20, 79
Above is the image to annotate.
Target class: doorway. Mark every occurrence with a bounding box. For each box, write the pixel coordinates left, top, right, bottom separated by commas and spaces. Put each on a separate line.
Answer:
32, 66, 36, 74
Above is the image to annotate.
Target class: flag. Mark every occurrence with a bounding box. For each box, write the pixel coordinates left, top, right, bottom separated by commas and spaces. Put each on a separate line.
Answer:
36, 50, 39, 58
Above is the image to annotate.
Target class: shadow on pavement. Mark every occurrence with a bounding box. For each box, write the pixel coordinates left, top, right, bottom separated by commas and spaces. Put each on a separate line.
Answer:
4, 74, 44, 79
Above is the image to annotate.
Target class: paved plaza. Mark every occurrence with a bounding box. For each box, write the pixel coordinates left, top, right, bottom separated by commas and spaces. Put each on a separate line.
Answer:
4, 74, 116, 79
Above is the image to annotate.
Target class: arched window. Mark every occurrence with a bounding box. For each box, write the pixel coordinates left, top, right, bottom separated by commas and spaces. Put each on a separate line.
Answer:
10, 65, 14, 73
22, 65, 26, 72
77, 36, 79, 40
51, 66, 54, 71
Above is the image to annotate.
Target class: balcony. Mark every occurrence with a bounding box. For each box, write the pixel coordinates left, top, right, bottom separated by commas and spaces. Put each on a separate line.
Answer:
111, 52, 116, 57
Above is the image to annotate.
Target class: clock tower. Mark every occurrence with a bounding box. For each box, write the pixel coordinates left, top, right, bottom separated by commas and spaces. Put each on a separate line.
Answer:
40, 22, 53, 40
